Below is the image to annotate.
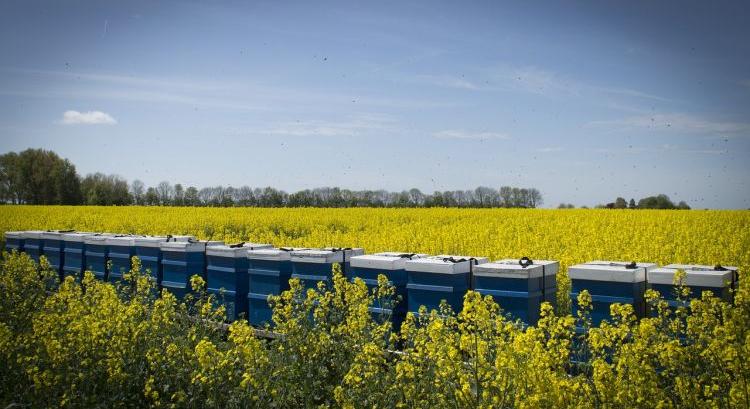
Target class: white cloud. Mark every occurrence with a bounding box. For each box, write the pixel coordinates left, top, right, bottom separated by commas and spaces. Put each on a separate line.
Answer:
416, 74, 479, 90
61, 110, 117, 125
537, 147, 564, 153
586, 113, 750, 136
266, 114, 397, 137
433, 130, 509, 140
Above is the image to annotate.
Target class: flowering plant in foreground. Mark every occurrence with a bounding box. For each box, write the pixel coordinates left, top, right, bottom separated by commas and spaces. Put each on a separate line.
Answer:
0, 251, 748, 408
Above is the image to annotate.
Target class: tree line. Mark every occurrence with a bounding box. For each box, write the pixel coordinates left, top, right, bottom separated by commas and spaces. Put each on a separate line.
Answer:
0, 149, 543, 208
558, 195, 691, 210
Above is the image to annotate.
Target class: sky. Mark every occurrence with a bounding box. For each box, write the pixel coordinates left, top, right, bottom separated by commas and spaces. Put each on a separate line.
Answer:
1, 1, 749, 208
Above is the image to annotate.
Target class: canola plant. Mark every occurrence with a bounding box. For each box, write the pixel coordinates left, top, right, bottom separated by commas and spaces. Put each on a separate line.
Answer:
0, 205, 749, 408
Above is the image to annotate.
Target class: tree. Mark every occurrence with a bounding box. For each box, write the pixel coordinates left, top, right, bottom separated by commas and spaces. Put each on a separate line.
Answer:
614, 197, 628, 209
130, 180, 145, 205
628, 198, 636, 209
638, 194, 677, 209
173, 184, 185, 206
80, 173, 131, 205
144, 187, 159, 206
0, 149, 82, 205
677, 201, 691, 210
184, 186, 199, 206
156, 181, 174, 206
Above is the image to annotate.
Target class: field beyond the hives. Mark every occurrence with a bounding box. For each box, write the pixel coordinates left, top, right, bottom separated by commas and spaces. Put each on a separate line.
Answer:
2, 205, 749, 272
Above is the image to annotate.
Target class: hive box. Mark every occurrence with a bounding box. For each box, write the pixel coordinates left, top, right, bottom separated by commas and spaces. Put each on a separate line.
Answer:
349, 252, 428, 328
61, 232, 98, 280
664, 263, 738, 301
159, 240, 223, 299
290, 248, 365, 290
494, 258, 559, 308
20, 231, 46, 263
649, 265, 734, 305
41, 230, 76, 277
472, 258, 560, 325
206, 243, 273, 321
4, 231, 24, 253
84, 234, 115, 280
406, 255, 488, 316
106, 235, 140, 283
133, 236, 194, 288
568, 261, 655, 327
246, 248, 307, 326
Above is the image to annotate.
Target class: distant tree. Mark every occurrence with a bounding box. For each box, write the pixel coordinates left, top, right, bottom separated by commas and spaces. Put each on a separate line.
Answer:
558, 203, 575, 209
628, 198, 637, 209
638, 194, 677, 209
677, 200, 691, 210
173, 184, 184, 206
156, 181, 173, 205
0, 149, 82, 205
130, 180, 145, 205
184, 186, 199, 206
80, 173, 131, 205
144, 187, 159, 206
614, 197, 628, 209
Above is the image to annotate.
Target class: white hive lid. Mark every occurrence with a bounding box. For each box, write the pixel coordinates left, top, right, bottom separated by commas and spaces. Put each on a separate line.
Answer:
322, 247, 365, 257
290, 249, 343, 263
62, 232, 98, 242
133, 235, 195, 247
648, 267, 733, 287
41, 230, 75, 240
206, 243, 273, 257
404, 257, 473, 274
247, 248, 295, 261
160, 240, 224, 252
106, 235, 140, 246
588, 260, 658, 271
83, 234, 116, 244
374, 251, 429, 258
663, 263, 738, 272
435, 254, 490, 265
494, 258, 560, 276
568, 261, 648, 283
20, 230, 46, 239
5, 231, 25, 239
350, 254, 424, 270
473, 262, 547, 279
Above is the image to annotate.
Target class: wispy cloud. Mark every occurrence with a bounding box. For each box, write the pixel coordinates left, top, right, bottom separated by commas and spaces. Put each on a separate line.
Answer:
265, 114, 397, 137
482, 63, 675, 103
60, 110, 117, 125
3, 67, 457, 112
415, 74, 479, 90
433, 130, 509, 140
586, 113, 750, 136
536, 146, 564, 153
594, 144, 729, 155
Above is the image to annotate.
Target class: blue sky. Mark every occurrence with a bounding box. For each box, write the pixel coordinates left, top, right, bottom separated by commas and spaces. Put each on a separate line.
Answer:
1, 1, 749, 208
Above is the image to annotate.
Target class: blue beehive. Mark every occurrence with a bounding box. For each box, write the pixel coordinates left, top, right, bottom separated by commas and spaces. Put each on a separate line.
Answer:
206, 243, 273, 322
84, 234, 115, 280
649, 265, 734, 306
472, 258, 559, 325
61, 232, 97, 280
160, 240, 223, 299
290, 248, 365, 291
133, 235, 195, 288
568, 261, 656, 327
247, 247, 305, 327
41, 230, 75, 277
106, 235, 139, 283
495, 258, 559, 308
348, 252, 427, 328
21, 231, 46, 263
663, 263, 738, 303
406, 255, 488, 317
4, 231, 24, 253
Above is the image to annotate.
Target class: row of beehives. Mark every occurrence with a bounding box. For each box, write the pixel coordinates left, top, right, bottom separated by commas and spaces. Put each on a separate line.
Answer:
3, 230, 739, 328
